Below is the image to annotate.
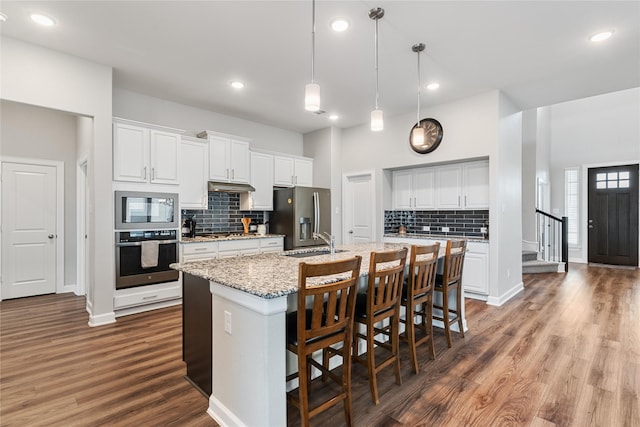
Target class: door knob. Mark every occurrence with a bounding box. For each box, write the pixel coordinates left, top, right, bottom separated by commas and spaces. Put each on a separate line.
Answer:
48, 234, 54, 239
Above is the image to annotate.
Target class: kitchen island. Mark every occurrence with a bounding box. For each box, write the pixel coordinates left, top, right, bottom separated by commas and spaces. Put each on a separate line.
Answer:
171, 242, 463, 427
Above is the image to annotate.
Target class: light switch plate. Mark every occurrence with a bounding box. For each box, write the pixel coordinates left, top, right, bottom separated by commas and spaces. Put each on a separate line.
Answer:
422, 226, 430, 231
480, 227, 487, 233
442, 226, 450, 232
224, 310, 232, 334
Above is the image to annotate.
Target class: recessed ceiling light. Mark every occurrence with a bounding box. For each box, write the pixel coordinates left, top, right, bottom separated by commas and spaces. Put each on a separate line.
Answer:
330, 18, 350, 32
589, 31, 614, 42
230, 81, 245, 89
30, 13, 56, 27
426, 82, 440, 90
329, 114, 339, 120
0, 13, 8, 22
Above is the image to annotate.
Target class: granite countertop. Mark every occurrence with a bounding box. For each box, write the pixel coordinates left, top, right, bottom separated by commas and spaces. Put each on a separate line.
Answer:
384, 233, 489, 242
171, 242, 419, 299
180, 234, 285, 243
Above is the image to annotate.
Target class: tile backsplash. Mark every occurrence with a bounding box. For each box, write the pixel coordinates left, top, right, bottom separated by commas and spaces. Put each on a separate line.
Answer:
182, 192, 264, 234
384, 209, 489, 238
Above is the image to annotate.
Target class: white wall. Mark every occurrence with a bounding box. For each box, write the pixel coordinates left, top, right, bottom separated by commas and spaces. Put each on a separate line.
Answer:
1, 37, 114, 325
113, 88, 303, 155
536, 107, 552, 211
303, 127, 331, 188
330, 127, 343, 244
521, 109, 537, 246
1, 101, 78, 290
489, 93, 523, 305
548, 87, 640, 262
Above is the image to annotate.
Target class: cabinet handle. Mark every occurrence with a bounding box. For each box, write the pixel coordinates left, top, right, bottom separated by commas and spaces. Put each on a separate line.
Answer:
458, 195, 461, 207
194, 248, 208, 251
143, 166, 147, 179
142, 295, 158, 300
231, 169, 235, 180
414, 197, 417, 207
465, 195, 467, 207
295, 175, 298, 184
226, 168, 229, 178
152, 168, 155, 180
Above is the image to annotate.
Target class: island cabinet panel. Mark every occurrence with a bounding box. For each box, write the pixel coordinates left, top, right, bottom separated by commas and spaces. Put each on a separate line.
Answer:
183, 273, 212, 397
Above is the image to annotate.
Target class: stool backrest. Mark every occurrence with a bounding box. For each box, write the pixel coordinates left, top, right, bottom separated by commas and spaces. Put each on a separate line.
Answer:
443, 239, 467, 286
297, 256, 362, 346
408, 243, 440, 299
367, 248, 408, 314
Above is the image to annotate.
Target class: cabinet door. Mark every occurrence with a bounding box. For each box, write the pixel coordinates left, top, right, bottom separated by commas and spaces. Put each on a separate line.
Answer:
241, 152, 273, 210
180, 139, 209, 209
150, 130, 180, 184
413, 168, 436, 209
273, 156, 294, 187
462, 250, 488, 295
463, 161, 489, 209
229, 139, 250, 183
294, 158, 313, 187
436, 165, 462, 209
393, 170, 414, 209
209, 136, 230, 181
113, 122, 148, 182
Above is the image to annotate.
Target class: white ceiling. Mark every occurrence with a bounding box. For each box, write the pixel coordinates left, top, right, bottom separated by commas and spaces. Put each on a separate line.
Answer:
1, 1, 638, 134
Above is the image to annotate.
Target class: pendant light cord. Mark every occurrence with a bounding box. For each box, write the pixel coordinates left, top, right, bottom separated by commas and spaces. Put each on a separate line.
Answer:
374, 17, 379, 109
311, 0, 316, 84
416, 47, 421, 123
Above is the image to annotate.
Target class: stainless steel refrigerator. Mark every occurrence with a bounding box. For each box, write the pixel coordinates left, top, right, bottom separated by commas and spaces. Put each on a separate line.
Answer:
271, 187, 331, 250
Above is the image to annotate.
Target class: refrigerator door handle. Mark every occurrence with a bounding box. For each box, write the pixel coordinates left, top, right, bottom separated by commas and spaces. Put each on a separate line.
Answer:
313, 191, 319, 234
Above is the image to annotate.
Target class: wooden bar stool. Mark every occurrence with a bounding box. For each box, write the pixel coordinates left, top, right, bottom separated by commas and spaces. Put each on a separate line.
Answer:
352, 248, 408, 405
433, 239, 467, 348
286, 256, 362, 427
399, 243, 440, 373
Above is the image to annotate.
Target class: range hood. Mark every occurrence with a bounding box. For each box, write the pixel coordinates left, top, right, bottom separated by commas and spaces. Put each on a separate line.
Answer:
208, 181, 255, 193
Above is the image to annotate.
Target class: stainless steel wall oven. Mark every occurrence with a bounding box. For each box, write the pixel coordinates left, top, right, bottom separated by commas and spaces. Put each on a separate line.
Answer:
115, 230, 179, 290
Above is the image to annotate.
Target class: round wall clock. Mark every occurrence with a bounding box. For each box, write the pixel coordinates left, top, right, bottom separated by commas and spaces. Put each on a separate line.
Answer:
409, 118, 443, 154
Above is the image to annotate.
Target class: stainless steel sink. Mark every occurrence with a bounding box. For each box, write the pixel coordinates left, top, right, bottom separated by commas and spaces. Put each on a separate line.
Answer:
284, 249, 348, 258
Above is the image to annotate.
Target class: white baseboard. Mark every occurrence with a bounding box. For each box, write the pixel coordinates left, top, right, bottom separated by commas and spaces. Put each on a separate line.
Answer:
60, 284, 76, 294
465, 292, 488, 302
88, 311, 116, 327
487, 281, 524, 306
208, 395, 247, 427
522, 240, 538, 252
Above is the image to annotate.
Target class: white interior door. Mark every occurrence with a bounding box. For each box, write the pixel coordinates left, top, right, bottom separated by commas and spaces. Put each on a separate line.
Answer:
343, 173, 374, 245
2, 162, 57, 299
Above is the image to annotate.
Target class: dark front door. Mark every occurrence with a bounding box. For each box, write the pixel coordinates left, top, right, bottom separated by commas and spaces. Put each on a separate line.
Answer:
588, 164, 638, 266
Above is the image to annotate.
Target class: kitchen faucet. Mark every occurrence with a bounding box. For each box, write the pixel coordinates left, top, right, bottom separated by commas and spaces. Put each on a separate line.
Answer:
313, 232, 335, 254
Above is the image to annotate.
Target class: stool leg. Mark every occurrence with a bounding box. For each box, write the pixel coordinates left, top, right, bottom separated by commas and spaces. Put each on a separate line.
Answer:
298, 354, 310, 427
442, 289, 452, 348
426, 301, 436, 360
456, 285, 465, 338
393, 313, 402, 385
367, 320, 380, 405
343, 343, 353, 427
407, 304, 418, 374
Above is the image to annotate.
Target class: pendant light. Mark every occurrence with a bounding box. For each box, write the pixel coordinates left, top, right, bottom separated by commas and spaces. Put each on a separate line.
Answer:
369, 7, 384, 131
411, 43, 426, 145
304, 0, 320, 111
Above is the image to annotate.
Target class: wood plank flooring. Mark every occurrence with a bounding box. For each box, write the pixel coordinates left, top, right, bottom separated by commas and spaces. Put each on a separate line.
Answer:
1, 263, 638, 426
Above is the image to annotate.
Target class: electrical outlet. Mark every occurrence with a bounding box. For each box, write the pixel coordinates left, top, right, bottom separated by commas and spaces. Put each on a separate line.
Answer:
224, 310, 232, 334
422, 226, 430, 231
442, 226, 450, 232
480, 227, 487, 234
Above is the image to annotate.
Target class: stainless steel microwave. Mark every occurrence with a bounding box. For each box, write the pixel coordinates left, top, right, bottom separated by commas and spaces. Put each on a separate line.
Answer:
115, 191, 179, 230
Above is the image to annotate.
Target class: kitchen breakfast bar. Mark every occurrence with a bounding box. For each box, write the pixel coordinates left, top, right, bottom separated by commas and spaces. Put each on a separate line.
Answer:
171, 242, 465, 427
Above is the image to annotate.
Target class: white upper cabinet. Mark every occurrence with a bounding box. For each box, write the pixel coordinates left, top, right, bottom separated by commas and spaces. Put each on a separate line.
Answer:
435, 164, 463, 209
392, 168, 435, 209
392, 160, 489, 211
113, 119, 182, 184
273, 155, 313, 187
462, 161, 490, 209
241, 151, 274, 211
180, 136, 209, 209
207, 134, 251, 184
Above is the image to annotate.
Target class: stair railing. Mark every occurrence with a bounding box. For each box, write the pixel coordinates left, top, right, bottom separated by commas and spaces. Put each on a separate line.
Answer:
535, 209, 568, 272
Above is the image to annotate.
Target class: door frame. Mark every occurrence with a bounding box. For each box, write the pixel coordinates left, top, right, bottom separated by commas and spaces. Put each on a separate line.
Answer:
0, 156, 65, 301
76, 158, 88, 296
581, 159, 640, 265
341, 170, 376, 244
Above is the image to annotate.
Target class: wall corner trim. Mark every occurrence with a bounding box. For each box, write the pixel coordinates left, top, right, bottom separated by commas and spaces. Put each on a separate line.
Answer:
88, 312, 116, 327
487, 282, 524, 306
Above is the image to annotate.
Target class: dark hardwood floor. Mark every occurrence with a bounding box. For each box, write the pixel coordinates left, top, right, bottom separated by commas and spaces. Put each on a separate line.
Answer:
1, 263, 638, 426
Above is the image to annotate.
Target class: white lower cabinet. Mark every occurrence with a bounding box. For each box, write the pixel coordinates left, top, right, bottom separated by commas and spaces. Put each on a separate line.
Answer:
181, 241, 219, 262
218, 239, 260, 258
259, 237, 284, 253
461, 241, 489, 297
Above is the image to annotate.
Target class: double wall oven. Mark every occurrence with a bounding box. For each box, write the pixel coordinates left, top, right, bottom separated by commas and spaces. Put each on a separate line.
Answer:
115, 191, 180, 290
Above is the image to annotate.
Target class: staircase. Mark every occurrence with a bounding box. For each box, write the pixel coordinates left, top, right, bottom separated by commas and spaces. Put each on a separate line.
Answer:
522, 250, 561, 274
